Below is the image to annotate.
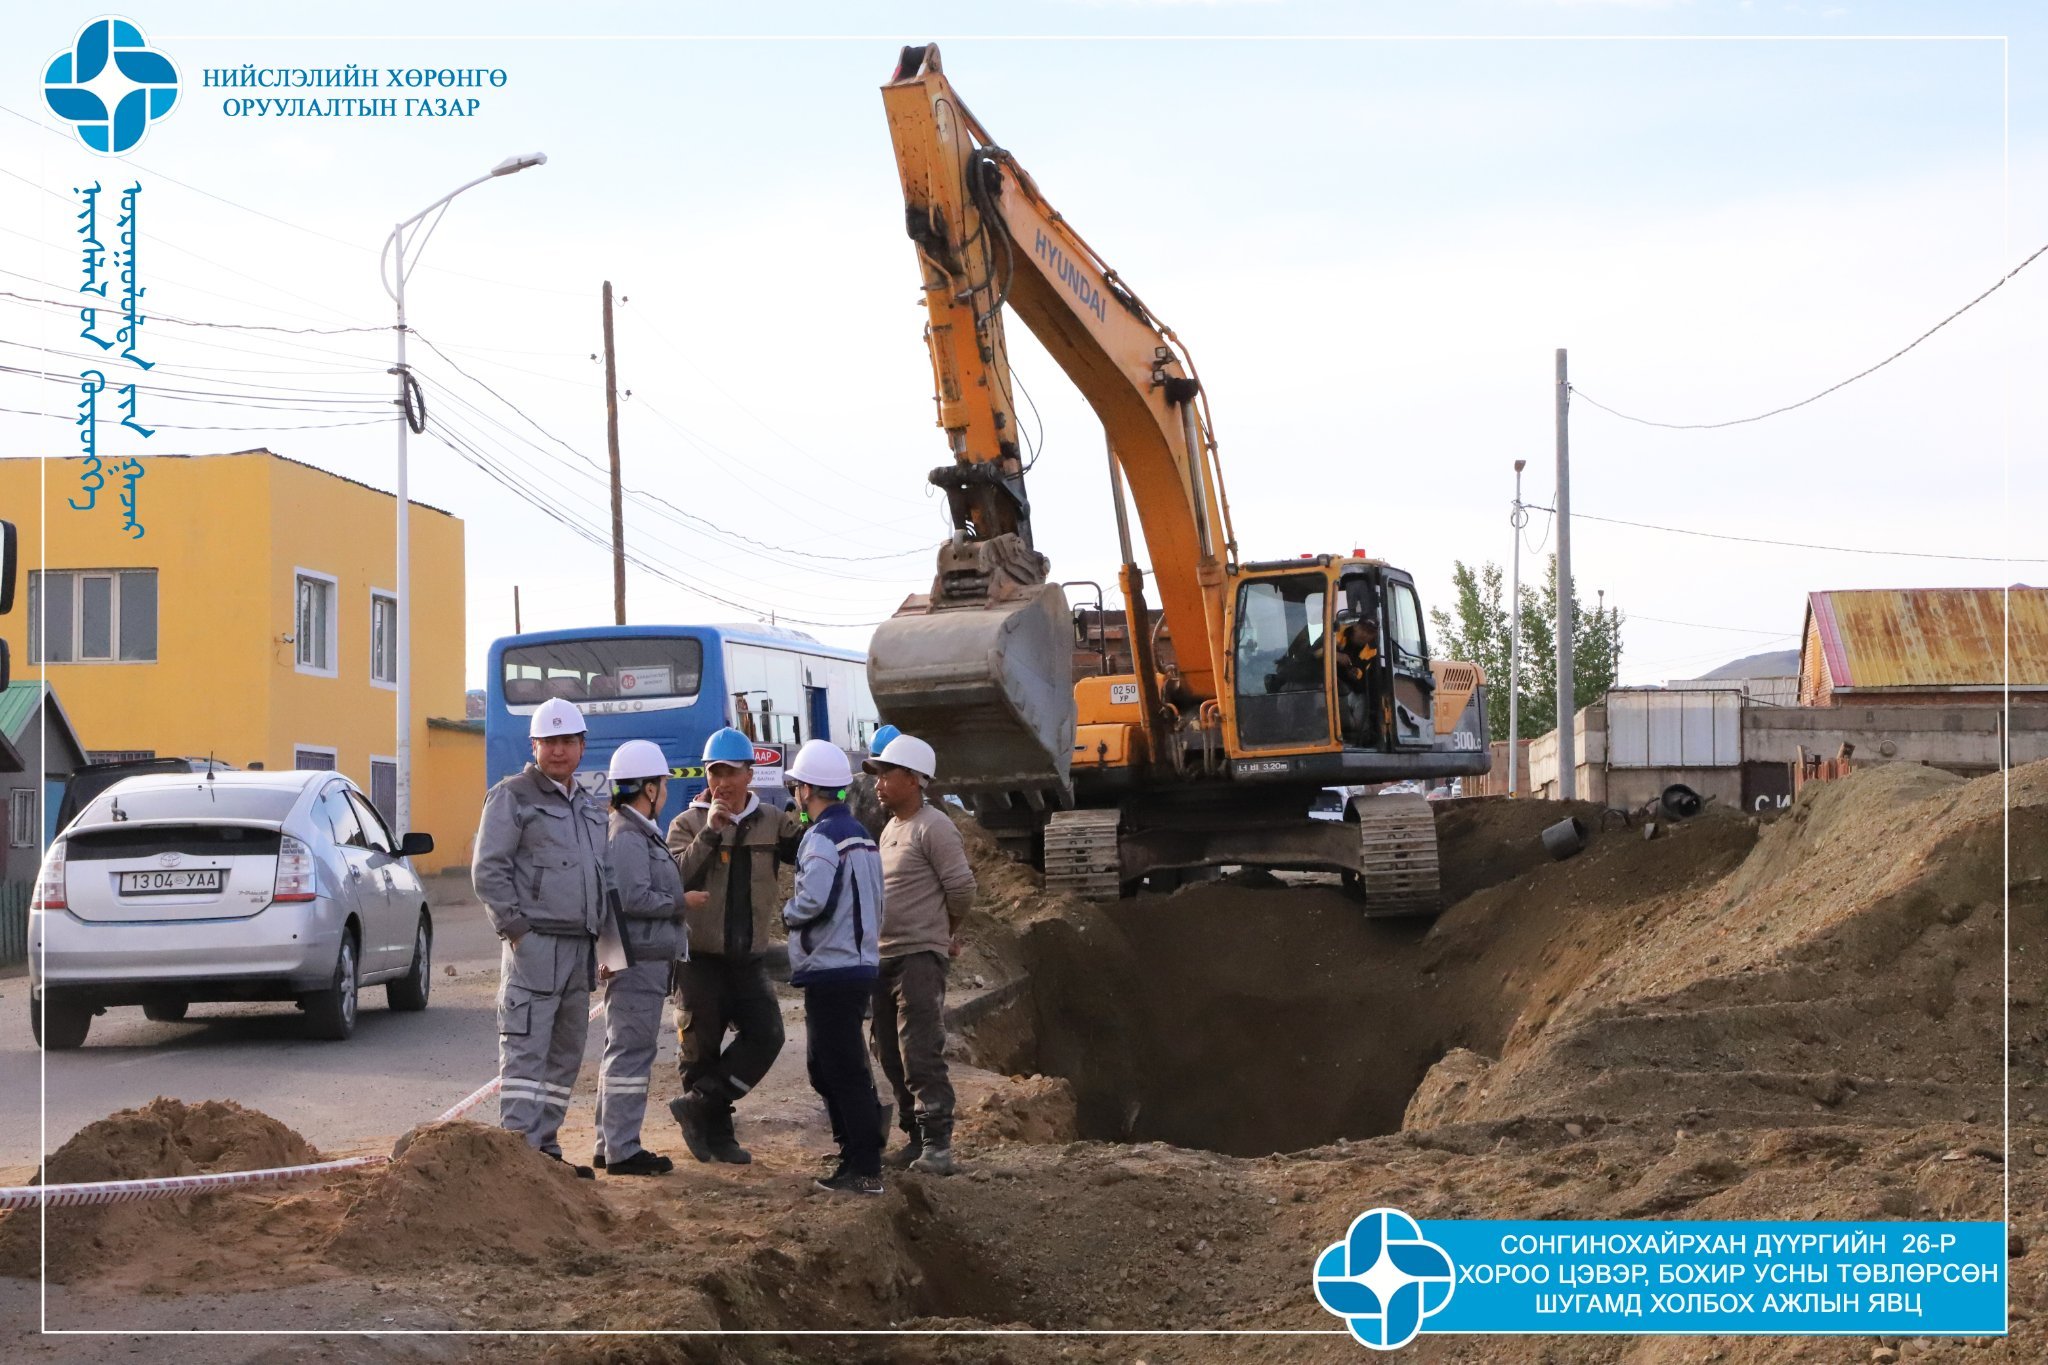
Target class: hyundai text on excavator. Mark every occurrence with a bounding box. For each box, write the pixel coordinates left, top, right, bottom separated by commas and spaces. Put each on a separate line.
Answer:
867, 44, 1490, 912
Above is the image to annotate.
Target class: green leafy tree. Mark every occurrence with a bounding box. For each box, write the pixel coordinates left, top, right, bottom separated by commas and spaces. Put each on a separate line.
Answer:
1429, 555, 1625, 741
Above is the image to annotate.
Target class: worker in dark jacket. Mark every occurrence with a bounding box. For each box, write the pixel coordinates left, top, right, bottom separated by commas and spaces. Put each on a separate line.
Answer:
593, 739, 687, 1176
472, 697, 610, 1177
782, 739, 886, 1196
664, 727, 801, 1164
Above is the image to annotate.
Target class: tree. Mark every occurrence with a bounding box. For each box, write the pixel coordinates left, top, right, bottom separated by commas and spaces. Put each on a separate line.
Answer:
1428, 555, 1624, 742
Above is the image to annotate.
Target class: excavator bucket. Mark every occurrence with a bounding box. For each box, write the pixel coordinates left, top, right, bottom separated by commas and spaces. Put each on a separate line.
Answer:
867, 582, 1076, 799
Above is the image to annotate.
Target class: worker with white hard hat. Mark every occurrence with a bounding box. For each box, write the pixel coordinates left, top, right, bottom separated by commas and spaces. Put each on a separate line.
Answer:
663, 726, 801, 1165
864, 733, 976, 1175
472, 696, 612, 1176
781, 738, 887, 1195
591, 739, 686, 1177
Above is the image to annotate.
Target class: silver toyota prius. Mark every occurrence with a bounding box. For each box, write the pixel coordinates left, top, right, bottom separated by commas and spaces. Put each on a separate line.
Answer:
27, 769, 435, 1049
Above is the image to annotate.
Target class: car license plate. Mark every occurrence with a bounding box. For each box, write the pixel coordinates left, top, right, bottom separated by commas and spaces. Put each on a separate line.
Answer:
119, 868, 226, 895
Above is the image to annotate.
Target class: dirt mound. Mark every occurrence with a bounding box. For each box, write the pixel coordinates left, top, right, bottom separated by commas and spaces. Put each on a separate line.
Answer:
0, 1097, 325, 1283
325, 1121, 613, 1268
1431, 761, 2043, 1131
1432, 794, 1612, 906
956, 1075, 1078, 1147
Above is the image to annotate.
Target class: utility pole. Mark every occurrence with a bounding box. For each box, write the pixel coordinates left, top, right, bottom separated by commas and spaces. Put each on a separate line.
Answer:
1509, 459, 1526, 796
513, 584, 522, 634
602, 281, 626, 626
1555, 348, 1576, 800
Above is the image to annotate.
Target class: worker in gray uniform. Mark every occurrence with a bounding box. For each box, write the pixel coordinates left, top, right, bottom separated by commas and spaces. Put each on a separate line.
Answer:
473, 696, 611, 1177
593, 739, 687, 1177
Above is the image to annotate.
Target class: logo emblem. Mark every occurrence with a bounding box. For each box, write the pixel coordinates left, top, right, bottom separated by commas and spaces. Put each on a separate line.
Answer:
1313, 1208, 1456, 1351
43, 17, 180, 156
156, 851, 182, 868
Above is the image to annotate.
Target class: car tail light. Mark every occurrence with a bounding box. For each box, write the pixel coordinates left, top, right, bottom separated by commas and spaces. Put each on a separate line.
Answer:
273, 834, 316, 902
30, 839, 66, 911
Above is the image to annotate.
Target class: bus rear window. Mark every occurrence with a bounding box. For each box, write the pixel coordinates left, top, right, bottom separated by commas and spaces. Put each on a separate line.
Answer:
502, 637, 704, 704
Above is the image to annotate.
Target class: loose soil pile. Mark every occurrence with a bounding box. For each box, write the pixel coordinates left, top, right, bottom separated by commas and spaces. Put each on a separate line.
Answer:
326, 1121, 615, 1268
0, 1097, 326, 1286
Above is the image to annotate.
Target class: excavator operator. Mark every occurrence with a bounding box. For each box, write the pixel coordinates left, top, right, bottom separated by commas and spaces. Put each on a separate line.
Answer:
1332, 611, 1380, 747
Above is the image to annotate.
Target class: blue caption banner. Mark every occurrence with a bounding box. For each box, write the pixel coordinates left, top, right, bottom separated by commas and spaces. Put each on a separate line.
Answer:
1313, 1212, 2006, 1349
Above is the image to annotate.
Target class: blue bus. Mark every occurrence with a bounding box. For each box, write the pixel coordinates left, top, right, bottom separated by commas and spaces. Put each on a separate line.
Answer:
484, 624, 880, 826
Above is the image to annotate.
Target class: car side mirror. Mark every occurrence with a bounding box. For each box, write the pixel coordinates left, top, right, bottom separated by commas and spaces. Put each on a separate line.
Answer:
399, 831, 434, 857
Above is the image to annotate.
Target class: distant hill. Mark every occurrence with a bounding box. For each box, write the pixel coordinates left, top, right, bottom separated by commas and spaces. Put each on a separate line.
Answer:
1691, 649, 1800, 681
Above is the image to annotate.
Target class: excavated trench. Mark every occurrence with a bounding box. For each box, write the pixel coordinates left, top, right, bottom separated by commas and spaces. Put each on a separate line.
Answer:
962, 882, 1487, 1157
955, 798, 1764, 1159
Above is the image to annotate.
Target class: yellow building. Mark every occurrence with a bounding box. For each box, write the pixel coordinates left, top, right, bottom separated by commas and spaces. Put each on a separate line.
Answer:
0, 449, 482, 872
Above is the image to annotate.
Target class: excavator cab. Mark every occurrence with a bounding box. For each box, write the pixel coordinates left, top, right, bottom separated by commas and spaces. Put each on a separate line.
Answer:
1225, 559, 1440, 763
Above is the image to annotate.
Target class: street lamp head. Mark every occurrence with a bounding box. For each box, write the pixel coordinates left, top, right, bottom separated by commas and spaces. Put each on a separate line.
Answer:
491, 151, 548, 176
1514, 459, 1527, 473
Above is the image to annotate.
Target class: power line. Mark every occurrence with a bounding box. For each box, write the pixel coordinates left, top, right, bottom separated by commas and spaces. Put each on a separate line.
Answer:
0, 402, 386, 433
409, 332, 933, 564
1522, 504, 2048, 564
0, 101, 586, 300
1572, 237, 2048, 431
1628, 613, 1797, 636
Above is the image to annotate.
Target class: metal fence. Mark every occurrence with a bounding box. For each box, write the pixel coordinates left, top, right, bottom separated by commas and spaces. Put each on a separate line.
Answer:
0, 881, 27, 967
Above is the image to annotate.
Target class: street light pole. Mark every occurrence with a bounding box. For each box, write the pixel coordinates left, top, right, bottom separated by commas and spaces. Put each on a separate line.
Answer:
380, 152, 546, 837
1509, 458, 1526, 796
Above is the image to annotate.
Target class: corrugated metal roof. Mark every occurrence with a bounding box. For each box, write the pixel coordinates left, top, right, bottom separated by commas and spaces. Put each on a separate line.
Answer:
1805, 587, 2048, 690
0, 680, 48, 741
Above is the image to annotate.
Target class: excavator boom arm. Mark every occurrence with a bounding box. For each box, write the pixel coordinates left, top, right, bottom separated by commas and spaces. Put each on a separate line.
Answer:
882, 43, 1230, 701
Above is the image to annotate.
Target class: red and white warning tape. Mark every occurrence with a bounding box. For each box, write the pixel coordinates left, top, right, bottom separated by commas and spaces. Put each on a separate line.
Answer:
0, 1156, 389, 1212
0, 991, 616, 1212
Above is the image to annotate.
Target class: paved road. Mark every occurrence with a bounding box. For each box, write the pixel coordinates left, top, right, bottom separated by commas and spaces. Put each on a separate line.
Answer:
0, 883, 543, 1177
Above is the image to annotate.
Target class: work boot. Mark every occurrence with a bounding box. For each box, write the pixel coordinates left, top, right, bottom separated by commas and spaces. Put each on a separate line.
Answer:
669, 1091, 718, 1164
908, 1118, 955, 1176
703, 1099, 753, 1165
882, 1124, 924, 1170
604, 1149, 674, 1177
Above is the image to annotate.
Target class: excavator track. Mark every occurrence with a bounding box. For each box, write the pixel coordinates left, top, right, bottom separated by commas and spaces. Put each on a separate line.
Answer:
1353, 794, 1441, 918
1043, 809, 1122, 901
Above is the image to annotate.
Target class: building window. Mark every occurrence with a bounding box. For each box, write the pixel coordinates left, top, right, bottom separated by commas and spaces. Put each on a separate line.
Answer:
370, 593, 397, 686
9, 789, 34, 848
369, 758, 397, 823
28, 569, 158, 664
295, 570, 338, 676
294, 746, 338, 771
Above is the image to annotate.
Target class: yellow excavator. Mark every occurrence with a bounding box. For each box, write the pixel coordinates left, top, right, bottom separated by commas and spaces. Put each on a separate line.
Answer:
868, 44, 1489, 911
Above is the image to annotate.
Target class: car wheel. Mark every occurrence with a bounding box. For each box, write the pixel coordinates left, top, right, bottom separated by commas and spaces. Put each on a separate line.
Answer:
142, 998, 189, 1023
30, 995, 93, 1050
386, 914, 432, 1013
304, 933, 359, 1041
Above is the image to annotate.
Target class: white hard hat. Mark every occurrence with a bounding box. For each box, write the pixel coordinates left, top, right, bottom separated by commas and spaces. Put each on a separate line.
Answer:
529, 696, 587, 738
608, 739, 669, 782
864, 734, 936, 780
785, 738, 853, 790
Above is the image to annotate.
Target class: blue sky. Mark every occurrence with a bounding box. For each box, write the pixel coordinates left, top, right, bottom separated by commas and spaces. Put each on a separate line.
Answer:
2, 1, 2043, 690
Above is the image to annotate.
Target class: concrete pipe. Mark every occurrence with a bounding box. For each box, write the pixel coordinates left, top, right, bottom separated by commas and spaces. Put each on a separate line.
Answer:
1541, 816, 1589, 861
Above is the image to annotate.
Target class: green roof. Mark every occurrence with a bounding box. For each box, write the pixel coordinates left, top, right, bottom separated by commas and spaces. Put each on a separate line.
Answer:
0, 680, 46, 741
0, 680, 87, 766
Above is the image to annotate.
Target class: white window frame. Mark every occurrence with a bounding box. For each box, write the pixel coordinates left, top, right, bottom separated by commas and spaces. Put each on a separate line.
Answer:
294, 568, 339, 678
367, 755, 398, 823
369, 589, 398, 689
27, 568, 159, 665
9, 789, 35, 848
292, 744, 339, 772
